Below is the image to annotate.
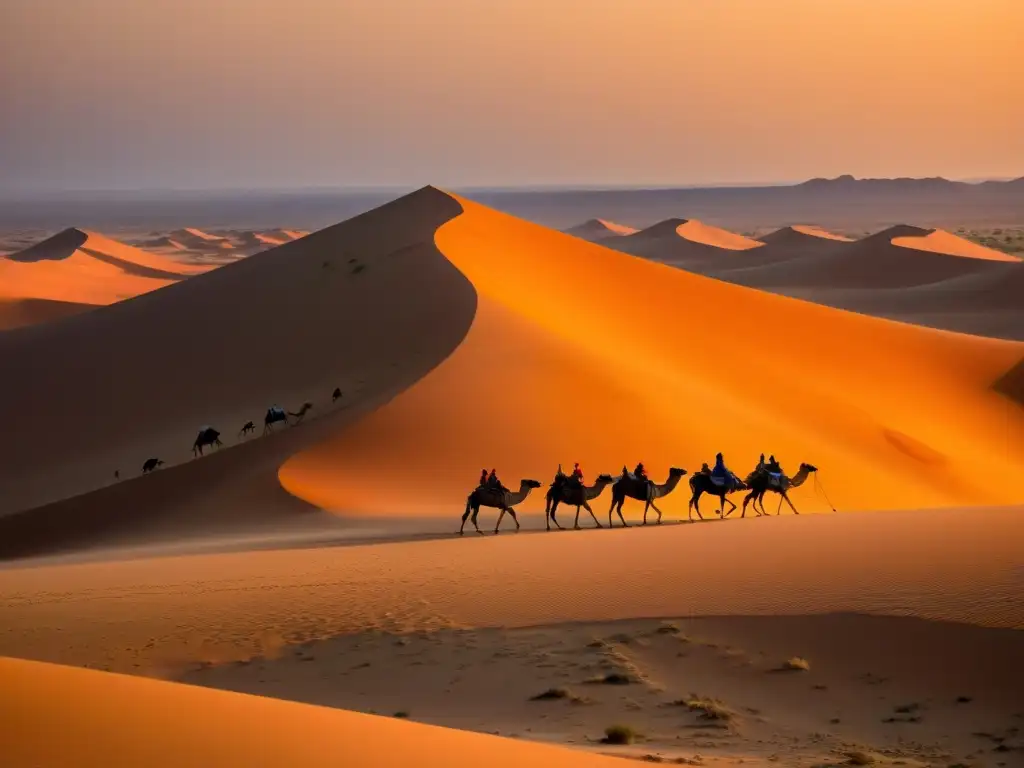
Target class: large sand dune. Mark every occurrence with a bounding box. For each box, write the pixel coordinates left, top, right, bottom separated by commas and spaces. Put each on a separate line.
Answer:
0, 189, 475, 523
1, 189, 1022, 559
280, 194, 1024, 517
0, 657, 624, 768
0, 228, 204, 319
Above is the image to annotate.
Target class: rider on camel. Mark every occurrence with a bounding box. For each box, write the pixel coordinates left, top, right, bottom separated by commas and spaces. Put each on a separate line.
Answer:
633, 462, 648, 483
487, 468, 508, 493
711, 452, 737, 486
766, 455, 782, 474
479, 468, 488, 488
571, 462, 584, 486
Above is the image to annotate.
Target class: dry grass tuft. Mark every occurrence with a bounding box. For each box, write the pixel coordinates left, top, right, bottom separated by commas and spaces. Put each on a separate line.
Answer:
601, 724, 639, 745
671, 695, 736, 722
530, 687, 590, 704
781, 656, 811, 671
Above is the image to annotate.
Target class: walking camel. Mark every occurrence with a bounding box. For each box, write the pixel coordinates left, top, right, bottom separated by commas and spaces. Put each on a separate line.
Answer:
263, 406, 288, 435
608, 468, 688, 527
741, 463, 818, 517
192, 427, 223, 456
141, 458, 164, 474
289, 402, 314, 423
545, 473, 615, 530
238, 421, 256, 438
688, 472, 746, 521
460, 479, 542, 535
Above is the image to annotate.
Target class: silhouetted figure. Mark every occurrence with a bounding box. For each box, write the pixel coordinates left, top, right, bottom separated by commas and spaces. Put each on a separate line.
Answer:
460, 479, 542, 535
264, 406, 288, 435
608, 467, 687, 527
288, 402, 314, 423
114, 470, 120, 480
546, 473, 614, 531
192, 427, 223, 456
479, 468, 489, 488
742, 463, 818, 517
571, 462, 584, 486
332, 387, 342, 403
239, 421, 256, 438
142, 458, 164, 474
766, 455, 782, 474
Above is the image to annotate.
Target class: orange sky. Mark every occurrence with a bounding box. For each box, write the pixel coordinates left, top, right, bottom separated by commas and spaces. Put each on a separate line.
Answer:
1, 0, 1021, 190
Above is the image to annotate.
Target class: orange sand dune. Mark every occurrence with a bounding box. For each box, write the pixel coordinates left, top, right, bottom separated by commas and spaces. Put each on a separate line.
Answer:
0, 657, 622, 768
728, 225, 1008, 289
0, 189, 475, 520
280, 194, 1024, 517
892, 227, 1020, 262
0, 228, 204, 309
759, 225, 853, 245
564, 218, 638, 241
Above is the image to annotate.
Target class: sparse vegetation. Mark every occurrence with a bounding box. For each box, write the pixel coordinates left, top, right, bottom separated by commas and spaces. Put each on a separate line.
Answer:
894, 703, 921, 714
587, 672, 635, 685
781, 656, 811, 671
351, 263, 366, 274
393, 710, 410, 718
654, 622, 681, 635
956, 696, 973, 704
844, 749, 880, 765
601, 724, 639, 745
529, 686, 589, 704
670, 695, 736, 722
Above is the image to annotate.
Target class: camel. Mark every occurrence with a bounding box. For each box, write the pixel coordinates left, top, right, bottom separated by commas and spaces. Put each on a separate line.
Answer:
608, 468, 688, 527
263, 406, 288, 435
741, 463, 818, 517
289, 402, 314, 423
460, 479, 542, 535
332, 387, 342, 403
141, 458, 164, 474
688, 472, 747, 521
239, 421, 256, 438
545, 473, 615, 530
192, 427, 222, 456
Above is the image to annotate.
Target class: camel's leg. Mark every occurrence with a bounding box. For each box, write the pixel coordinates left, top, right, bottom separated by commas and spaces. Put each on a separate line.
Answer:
723, 496, 737, 517
649, 499, 664, 524
688, 491, 698, 522
494, 508, 506, 534
642, 499, 651, 525
459, 501, 472, 535
582, 500, 601, 528
616, 498, 629, 528
608, 497, 617, 528
550, 499, 562, 530
741, 492, 754, 518
470, 505, 483, 534
506, 507, 520, 531
691, 493, 704, 521
780, 492, 800, 515
776, 494, 784, 515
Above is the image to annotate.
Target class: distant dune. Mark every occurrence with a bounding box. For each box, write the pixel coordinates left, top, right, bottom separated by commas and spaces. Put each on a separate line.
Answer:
758, 225, 853, 245
0, 657, 622, 768
0, 229, 207, 322
891, 227, 1020, 262
608, 217, 763, 266
563, 218, 638, 242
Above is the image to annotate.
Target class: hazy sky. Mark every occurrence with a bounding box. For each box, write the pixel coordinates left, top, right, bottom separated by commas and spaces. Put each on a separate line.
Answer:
1, 0, 1022, 191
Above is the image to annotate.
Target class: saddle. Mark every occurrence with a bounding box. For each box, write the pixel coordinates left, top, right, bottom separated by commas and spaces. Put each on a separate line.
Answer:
768, 472, 783, 488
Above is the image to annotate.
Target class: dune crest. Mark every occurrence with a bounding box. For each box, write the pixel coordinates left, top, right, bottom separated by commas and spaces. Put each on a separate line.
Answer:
564, 218, 638, 241
760, 225, 853, 244
0, 229, 208, 320
891, 228, 1020, 262
280, 193, 1024, 517
0, 657, 623, 768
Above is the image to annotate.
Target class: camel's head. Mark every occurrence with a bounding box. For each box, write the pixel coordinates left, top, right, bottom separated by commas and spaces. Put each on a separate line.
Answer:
522, 479, 542, 489
668, 467, 688, 477
801, 463, 818, 473
596, 473, 614, 483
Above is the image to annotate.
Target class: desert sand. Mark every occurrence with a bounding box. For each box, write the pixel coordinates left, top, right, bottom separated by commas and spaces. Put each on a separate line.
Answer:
1, 187, 1022, 767
0, 227, 212, 329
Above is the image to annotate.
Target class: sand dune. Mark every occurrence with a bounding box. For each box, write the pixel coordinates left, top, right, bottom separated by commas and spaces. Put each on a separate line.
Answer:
1, 189, 1022, 559
0, 228, 205, 313
279, 194, 1024, 519
0, 658, 625, 768
726, 225, 1008, 290
563, 218, 638, 242
891, 227, 1020, 262
610, 218, 764, 265
0, 188, 474, 525
0, 297, 97, 331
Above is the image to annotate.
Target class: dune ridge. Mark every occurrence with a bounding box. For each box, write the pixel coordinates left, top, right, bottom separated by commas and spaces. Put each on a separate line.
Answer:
280, 192, 1024, 518
563, 218, 638, 242
0, 188, 475, 525
0, 657, 623, 768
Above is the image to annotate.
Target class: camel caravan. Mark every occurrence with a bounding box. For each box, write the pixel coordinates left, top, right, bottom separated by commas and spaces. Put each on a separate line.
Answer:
125, 389, 340, 477
460, 455, 821, 535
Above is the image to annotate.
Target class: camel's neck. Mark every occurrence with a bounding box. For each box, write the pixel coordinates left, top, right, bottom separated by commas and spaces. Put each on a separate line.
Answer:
654, 473, 682, 497
584, 479, 612, 500
508, 484, 535, 505
789, 467, 811, 487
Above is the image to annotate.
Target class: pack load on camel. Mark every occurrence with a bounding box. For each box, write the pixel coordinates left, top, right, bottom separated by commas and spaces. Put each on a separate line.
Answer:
192, 426, 222, 456
264, 405, 288, 434
460, 478, 542, 535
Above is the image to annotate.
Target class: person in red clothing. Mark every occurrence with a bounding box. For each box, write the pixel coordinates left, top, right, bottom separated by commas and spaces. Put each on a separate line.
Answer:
571, 462, 584, 485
